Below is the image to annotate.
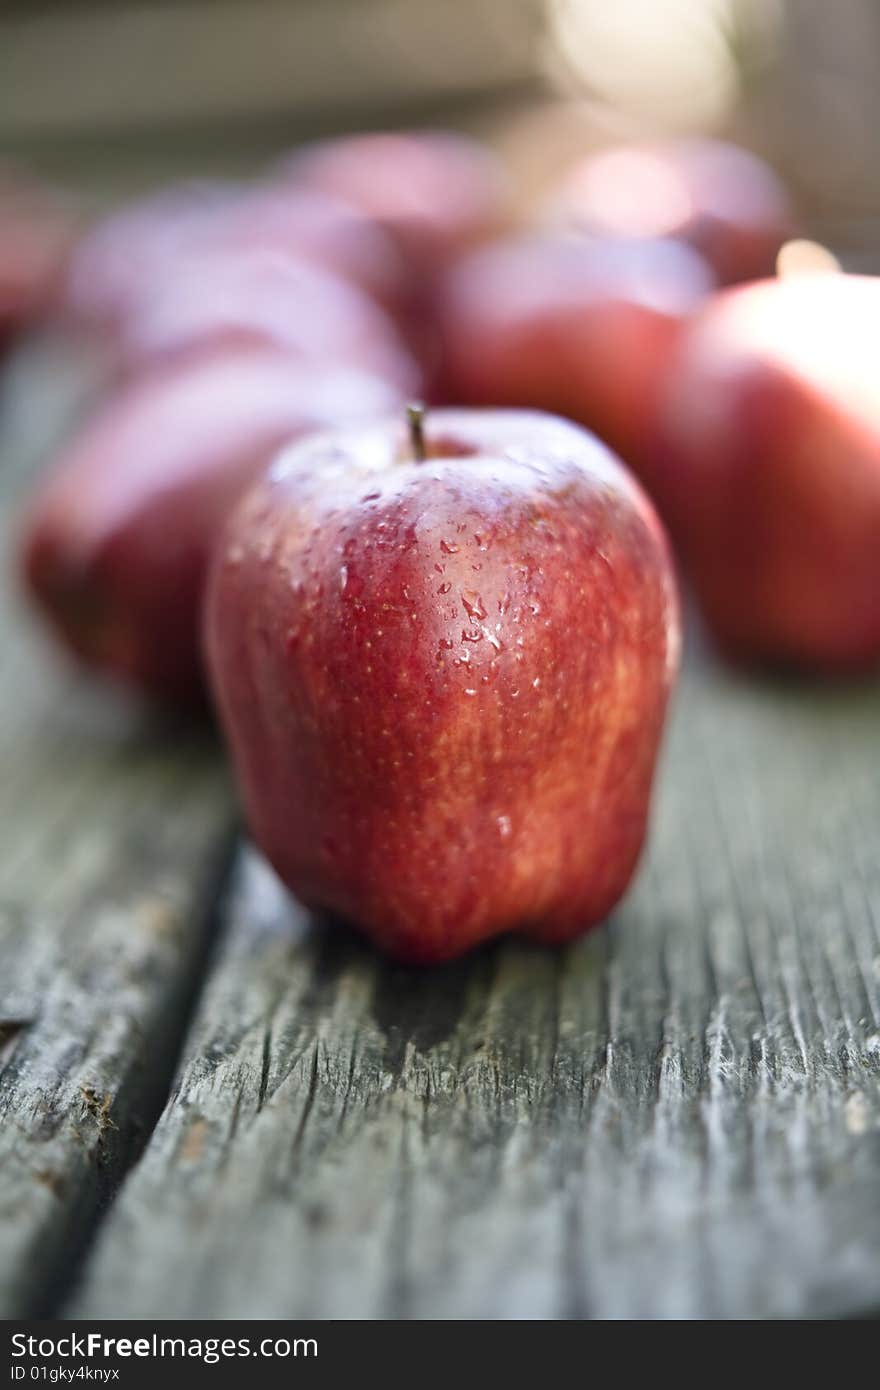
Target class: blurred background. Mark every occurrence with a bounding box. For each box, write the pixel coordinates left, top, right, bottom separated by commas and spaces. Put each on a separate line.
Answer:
0, 0, 878, 261
5, 0, 880, 697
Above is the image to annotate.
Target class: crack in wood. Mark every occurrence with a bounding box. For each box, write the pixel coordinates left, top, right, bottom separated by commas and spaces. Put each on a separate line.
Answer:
0, 1018, 33, 1069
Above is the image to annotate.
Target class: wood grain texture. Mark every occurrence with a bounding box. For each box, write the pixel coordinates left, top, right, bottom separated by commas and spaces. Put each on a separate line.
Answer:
0, 340, 233, 1316
71, 641, 880, 1319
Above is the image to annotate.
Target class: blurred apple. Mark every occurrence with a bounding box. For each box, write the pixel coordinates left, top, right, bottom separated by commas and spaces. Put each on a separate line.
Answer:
21, 349, 401, 704
438, 233, 713, 476
282, 130, 511, 275
657, 272, 880, 672
61, 181, 236, 333
206, 183, 414, 320
546, 139, 794, 286
62, 180, 412, 331
114, 249, 422, 393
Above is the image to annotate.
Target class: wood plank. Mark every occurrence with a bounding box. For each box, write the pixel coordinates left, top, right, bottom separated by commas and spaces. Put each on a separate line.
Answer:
70, 638, 880, 1319
0, 339, 234, 1316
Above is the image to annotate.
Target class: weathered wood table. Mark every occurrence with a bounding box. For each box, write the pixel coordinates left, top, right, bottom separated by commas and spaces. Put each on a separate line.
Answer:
1, 341, 879, 1321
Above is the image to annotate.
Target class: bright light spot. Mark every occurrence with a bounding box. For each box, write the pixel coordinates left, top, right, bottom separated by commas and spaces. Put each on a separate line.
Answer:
776, 238, 842, 278
546, 0, 741, 128
710, 275, 880, 428
561, 148, 693, 237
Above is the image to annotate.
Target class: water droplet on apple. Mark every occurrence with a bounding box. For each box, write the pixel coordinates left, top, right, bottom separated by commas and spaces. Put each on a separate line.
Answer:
440, 539, 459, 555
361, 490, 381, 503
338, 563, 363, 598
438, 581, 452, 595
439, 638, 454, 650
461, 589, 487, 621
497, 815, 512, 839
464, 688, 477, 696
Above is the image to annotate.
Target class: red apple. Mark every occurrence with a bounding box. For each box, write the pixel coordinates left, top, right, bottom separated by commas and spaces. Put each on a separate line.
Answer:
204, 184, 414, 321
63, 181, 411, 330
205, 407, 680, 962
61, 181, 236, 332
438, 234, 713, 477
21, 349, 401, 704
656, 272, 880, 672
547, 139, 794, 286
114, 248, 421, 393
282, 131, 510, 275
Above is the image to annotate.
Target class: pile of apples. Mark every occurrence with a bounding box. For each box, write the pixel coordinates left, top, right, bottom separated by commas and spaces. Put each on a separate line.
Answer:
11, 129, 880, 961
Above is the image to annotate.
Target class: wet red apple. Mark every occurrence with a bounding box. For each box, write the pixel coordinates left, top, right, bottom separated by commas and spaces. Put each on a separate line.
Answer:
547, 139, 793, 286
283, 130, 510, 274
438, 234, 713, 478
21, 349, 400, 704
656, 271, 880, 672
205, 406, 680, 962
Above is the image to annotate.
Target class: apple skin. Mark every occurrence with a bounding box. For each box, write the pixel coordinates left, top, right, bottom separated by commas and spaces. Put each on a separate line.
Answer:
194, 183, 413, 319
547, 140, 793, 286
113, 248, 422, 393
205, 408, 680, 962
655, 275, 880, 672
62, 181, 411, 331
21, 350, 401, 705
60, 181, 236, 333
437, 234, 713, 478
283, 131, 511, 275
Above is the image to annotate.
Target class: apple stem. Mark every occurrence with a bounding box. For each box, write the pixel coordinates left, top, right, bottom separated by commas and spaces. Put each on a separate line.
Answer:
407, 402, 427, 463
